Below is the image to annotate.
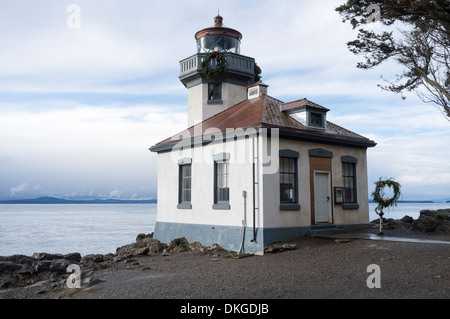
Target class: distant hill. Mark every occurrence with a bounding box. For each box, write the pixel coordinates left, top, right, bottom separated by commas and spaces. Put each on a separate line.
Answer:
368, 199, 435, 204
0, 196, 157, 204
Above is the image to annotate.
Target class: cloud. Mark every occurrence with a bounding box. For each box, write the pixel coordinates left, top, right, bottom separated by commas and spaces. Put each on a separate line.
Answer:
10, 182, 29, 196
0, 0, 448, 201
108, 189, 123, 199
0, 100, 187, 199
326, 93, 450, 200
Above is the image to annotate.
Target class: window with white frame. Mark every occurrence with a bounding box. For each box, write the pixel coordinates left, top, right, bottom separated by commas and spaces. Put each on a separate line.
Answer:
279, 149, 301, 210
212, 153, 230, 210
215, 160, 229, 203
280, 157, 296, 204
177, 158, 192, 209
341, 156, 359, 209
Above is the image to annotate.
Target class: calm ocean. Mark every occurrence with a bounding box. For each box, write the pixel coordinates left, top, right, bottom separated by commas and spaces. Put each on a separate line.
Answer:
368, 202, 449, 221
0, 204, 157, 256
0, 202, 448, 256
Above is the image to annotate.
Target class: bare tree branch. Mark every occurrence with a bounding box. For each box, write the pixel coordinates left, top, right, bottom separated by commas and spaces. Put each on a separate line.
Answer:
336, 0, 450, 120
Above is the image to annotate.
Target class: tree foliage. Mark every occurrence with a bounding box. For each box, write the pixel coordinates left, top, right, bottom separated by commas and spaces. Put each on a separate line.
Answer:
336, 0, 450, 120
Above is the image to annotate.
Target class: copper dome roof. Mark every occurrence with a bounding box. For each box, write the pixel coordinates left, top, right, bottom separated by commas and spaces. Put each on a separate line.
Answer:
194, 15, 242, 41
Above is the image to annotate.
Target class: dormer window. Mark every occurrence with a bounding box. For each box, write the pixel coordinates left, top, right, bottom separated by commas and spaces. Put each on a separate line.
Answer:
309, 112, 324, 128
281, 98, 329, 129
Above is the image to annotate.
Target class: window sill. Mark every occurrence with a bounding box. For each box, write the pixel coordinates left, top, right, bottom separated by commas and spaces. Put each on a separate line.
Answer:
177, 202, 192, 209
212, 203, 230, 210
207, 100, 223, 105
280, 203, 301, 211
342, 203, 359, 210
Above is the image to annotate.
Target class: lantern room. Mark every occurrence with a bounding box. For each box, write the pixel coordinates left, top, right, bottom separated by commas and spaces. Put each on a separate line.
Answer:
195, 15, 242, 54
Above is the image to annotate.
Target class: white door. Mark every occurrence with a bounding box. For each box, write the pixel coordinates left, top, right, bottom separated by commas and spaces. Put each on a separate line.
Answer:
314, 172, 331, 223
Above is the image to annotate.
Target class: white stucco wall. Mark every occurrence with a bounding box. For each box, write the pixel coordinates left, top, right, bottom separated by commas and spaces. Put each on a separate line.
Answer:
261, 138, 370, 228
156, 136, 257, 228
187, 82, 248, 127
156, 134, 370, 231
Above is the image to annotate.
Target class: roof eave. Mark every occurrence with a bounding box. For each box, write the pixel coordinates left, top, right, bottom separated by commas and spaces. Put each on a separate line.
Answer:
150, 123, 376, 154
262, 124, 377, 149
149, 124, 264, 154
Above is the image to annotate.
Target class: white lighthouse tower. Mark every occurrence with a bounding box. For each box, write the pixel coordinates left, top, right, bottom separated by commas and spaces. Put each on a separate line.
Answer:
179, 15, 258, 127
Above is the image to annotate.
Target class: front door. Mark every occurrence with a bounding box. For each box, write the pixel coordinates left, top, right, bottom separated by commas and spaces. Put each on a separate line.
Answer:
314, 172, 332, 223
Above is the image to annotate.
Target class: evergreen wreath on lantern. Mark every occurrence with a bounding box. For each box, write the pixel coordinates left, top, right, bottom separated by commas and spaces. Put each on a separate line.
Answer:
254, 63, 262, 82
200, 51, 227, 79
371, 177, 402, 234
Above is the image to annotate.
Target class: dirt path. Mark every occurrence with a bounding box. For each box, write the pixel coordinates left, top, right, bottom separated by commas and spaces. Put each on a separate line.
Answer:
2, 236, 448, 300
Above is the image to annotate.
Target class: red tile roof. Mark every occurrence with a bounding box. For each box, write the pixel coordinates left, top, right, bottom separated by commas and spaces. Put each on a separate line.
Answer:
281, 98, 330, 112
151, 94, 376, 151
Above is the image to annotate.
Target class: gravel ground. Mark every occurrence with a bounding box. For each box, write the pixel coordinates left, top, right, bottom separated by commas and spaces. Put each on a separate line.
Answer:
1, 229, 448, 300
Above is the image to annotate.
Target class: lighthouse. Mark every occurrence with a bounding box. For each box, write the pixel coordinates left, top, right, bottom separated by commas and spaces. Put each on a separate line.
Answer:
179, 15, 258, 127
150, 14, 376, 254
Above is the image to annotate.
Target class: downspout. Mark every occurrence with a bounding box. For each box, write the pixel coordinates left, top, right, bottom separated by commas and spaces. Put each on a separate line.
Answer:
251, 131, 259, 242
251, 160, 256, 242
239, 190, 247, 254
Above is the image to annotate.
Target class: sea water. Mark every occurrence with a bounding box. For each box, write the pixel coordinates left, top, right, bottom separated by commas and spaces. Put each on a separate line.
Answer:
0, 204, 157, 256
0, 202, 448, 256
368, 202, 449, 221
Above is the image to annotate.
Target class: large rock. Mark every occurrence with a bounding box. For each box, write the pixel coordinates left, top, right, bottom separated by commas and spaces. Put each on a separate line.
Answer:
400, 215, 414, 223
204, 243, 229, 256
384, 219, 403, 230
0, 254, 35, 266
188, 241, 205, 252
63, 253, 82, 263
80, 254, 115, 271
116, 243, 145, 257
116, 235, 167, 257
0, 251, 84, 290
264, 243, 297, 253
168, 237, 190, 253
413, 215, 439, 232
32, 252, 81, 263
0, 255, 39, 276
143, 238, 167, 254
48, 258, 72, 274
0, 261, 23, 273
32, 252, 64, 261
136, 233, 153, 241
33, 260, 53, 272
413, 209, 450, 234
0, 276, 18, 289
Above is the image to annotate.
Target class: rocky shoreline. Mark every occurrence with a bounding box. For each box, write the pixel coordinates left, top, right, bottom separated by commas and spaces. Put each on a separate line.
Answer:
0, 233, 249, 295
0, 209, 448, 299
368, 208, 450, 235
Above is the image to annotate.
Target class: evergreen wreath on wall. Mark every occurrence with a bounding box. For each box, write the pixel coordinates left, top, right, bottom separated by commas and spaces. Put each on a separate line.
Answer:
200, 51, 227, 79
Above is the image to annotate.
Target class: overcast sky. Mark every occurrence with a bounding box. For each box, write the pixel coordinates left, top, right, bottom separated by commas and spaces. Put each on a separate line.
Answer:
0, 0, 449, 201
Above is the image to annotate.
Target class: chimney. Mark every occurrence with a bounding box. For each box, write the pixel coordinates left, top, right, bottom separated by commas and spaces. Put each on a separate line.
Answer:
247, 82, 268, 100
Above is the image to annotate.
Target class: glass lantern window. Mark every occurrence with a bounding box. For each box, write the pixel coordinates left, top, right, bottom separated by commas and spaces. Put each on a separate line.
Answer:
197, 35, 240, 54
